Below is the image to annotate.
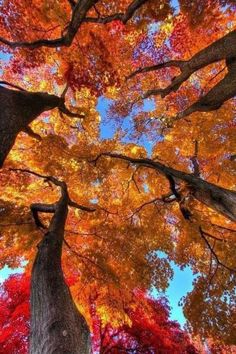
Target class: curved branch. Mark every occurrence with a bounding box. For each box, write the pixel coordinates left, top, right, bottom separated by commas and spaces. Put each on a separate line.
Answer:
0, 0, 148, 49
0, 80, 27, 91
59, 104, 85, 118
199, 226, 236, 273
0, 0, 97, 49
10, 168, 96, 215
129, 30, 236, 118
30, 203, 56, 229
127, 60, 186, 80
94, 153, 236, 221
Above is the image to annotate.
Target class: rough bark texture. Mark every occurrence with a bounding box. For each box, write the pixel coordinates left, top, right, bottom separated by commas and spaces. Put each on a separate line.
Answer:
99, 153, 236, 221
129, 29, 236, 119
0, 85, 61, 167
30, 183, 91, 354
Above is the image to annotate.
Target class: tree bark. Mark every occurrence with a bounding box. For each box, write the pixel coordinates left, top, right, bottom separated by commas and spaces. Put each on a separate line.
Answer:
30, 183, 91, 354
0, 84, 82, 168
0, 85, 61, 167
98, 153, 236, 221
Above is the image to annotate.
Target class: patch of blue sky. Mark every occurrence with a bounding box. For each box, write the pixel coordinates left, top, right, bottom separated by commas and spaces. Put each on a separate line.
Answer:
90, 197, 99, 204
150, 251, 197, 326
97, 96, 157, 156
91, 179, 101, 187
0, 51, 12, 75
171, 0, 180, 13
0, 263, 25, 283
0, 51, 12, 62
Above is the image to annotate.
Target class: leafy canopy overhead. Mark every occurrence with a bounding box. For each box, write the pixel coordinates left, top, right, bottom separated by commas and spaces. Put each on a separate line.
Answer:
0, 0, 235, 347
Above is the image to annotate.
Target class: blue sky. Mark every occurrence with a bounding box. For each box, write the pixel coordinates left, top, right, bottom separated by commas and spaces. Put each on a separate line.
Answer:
153, 262, 195, 325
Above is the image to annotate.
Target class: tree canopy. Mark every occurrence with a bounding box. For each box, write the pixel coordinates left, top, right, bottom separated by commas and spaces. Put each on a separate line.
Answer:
0, 0, 235, 352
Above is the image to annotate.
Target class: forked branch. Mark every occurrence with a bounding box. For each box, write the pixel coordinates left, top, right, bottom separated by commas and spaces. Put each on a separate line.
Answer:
10, 168, 96, 229
0, 0, 148, 49
128, 30, 236, 119
199, 227, 236, 273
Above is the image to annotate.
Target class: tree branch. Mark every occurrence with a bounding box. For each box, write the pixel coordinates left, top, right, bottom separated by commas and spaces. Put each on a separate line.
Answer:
0, 80, 27, 91
10, 168, 96, 218
30, 203, 56, 229
0, 0, 148, 49
0, 0, 98, 49
127, 60, 186, 80
93, 152, 236, 221
128, 30, 236, 118
199, 226, 236, 273
23, 126, 42, 141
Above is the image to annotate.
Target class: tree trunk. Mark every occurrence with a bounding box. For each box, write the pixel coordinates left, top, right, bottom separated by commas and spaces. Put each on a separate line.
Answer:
167, 167, 236, 221
30, 183, 91, 354
0, 85, 61, 167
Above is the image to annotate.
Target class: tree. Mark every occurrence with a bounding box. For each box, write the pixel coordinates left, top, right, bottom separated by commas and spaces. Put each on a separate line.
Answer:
29, 177, 92, 353
0, 0, 235, 352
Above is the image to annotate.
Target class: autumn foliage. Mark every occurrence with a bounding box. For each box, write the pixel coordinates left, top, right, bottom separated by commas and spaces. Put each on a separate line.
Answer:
0, 274, 30, 354
0, 0, 235, 352
0, 274, 199, 354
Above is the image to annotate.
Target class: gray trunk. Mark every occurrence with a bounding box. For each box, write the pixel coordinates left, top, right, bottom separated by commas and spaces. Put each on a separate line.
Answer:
30, 186, 91, 354
0, 85, 61, 167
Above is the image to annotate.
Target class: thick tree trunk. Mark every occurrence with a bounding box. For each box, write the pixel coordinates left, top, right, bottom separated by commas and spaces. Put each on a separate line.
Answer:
30, 184, 91, 354
166, 166, 236, 221
0, 85, 61, 167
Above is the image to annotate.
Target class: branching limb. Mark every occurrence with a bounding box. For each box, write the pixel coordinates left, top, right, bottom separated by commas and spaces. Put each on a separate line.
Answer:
23, 126, 42, 141
58, 83, 85, 118
199, 226, 236, 273
127, 60, 186, 80
0, 80, 27, 91
68, 198, 96, 212
174, 57, 236, 119
84, 0, 148, 24
0, 0, 98, 49
10, 168, 96, 224
129, 30, 236, 118
128, 197, 161, 222
0, 0, 148, 49
166, 174, 192, 220
58, 104, 85, 118
93, 152, 236, 221
30, 203, 56, 229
